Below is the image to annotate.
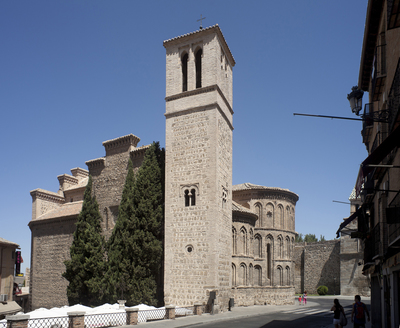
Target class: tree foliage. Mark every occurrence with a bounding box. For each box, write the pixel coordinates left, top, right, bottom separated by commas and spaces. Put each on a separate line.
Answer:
107, 143, 165, 306
63, 175, 106, 306
304, 234, 318, 243
295, 233, 326, 243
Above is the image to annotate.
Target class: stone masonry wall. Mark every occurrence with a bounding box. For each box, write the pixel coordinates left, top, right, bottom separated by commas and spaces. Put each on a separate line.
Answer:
29, 217, 76, 310
232, 286, 295, 306
294, 240, 340, 295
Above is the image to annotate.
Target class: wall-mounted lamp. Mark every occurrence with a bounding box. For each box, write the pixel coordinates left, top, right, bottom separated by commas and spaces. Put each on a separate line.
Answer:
347, 86, 364, 116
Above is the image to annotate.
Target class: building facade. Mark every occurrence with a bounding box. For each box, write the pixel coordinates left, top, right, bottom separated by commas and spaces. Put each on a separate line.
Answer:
28, 25, 299, 311
338, 1, 400, 326
231, 183, 298, 306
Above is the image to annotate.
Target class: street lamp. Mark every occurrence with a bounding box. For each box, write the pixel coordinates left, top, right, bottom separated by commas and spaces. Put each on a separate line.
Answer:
347, 86, 364, 116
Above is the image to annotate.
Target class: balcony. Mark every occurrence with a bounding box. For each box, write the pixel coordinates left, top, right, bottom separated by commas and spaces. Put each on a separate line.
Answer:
361, 172, 375, 204
363, 236, 375, 265
388, 191, 400, 246
372, 222, 388, 259
388, 58, 400, 130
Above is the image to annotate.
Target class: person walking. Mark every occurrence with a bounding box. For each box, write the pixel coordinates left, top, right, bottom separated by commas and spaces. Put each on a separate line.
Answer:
351, 295, 370, 328
331, 298, 346, 328
303, 291, 307, 305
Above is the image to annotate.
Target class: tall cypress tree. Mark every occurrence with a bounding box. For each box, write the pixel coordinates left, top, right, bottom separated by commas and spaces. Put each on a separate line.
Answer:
106, 143, 164, 306
106, 158, 136, 303
63, 175, 106, 306
131, 142, 164, 306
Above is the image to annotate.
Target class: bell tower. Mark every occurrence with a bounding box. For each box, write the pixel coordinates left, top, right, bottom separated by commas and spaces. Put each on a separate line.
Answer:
163, 24, 235, 311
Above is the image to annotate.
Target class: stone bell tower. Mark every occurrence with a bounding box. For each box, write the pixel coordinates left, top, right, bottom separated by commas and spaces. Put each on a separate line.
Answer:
163, 25, 235, 311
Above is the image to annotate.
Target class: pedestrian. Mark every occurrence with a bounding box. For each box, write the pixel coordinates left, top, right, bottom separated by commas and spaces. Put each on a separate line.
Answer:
303, 291, 307, 305
351, 295, 370, 328
298, 295, 301, 305
331, 298, 346, 328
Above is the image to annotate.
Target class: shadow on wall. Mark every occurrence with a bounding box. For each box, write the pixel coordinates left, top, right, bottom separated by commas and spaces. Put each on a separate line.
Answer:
317, 242, 340, 295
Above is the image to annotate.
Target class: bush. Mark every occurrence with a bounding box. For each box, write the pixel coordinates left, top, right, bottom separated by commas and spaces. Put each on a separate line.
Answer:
317, 285, 328, 295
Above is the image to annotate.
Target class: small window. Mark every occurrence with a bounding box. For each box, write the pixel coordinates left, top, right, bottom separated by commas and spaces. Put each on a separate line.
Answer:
181, 53, 188, 92
184, 189, 196, 207
184, 189, 190, 207
190, 189, 196, 206
195, 48, 202, 89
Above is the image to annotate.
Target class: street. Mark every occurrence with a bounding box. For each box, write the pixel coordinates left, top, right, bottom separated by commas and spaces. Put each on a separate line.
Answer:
181, 298, 370, 328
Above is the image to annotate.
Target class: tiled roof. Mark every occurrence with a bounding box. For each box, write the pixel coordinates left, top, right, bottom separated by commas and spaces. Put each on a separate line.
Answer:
232, 201, 256, 215
233, 183, 290, 192
0, 237, 19, 247
349, 186, 362, 200
37, 201, 83, 221
64, 177, 88, 191
130, 144, 151, 154
163, 24, 235, 67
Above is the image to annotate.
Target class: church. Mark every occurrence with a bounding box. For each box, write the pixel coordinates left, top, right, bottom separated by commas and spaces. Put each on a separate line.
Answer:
29, 25, 299, 312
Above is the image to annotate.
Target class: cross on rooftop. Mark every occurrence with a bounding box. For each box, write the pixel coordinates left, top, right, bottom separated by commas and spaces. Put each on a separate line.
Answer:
197, 14, 206, 29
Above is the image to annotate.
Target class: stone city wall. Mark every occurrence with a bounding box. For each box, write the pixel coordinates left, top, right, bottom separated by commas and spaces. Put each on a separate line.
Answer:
294, 240, 340, 295
232, 286, 295, 306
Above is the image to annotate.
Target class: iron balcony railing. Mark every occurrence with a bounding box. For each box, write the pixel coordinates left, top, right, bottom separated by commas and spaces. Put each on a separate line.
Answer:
364, 236, 375, 264
372, 222, 389, 258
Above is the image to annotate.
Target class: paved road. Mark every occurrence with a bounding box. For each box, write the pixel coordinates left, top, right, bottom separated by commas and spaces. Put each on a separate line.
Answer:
125, 295, 371, 328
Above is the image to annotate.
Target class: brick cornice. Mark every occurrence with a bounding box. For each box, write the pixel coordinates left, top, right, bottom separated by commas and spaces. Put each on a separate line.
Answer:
165, 84, 233, 115
85, 157, 105, 170
30, 189, 65, 203
102, 134, 140, 151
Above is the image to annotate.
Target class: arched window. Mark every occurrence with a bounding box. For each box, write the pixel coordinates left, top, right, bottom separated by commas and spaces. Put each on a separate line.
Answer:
286, 266, 290, 286
286, 236, 291, 259
286, 206, 291, 230
240, 227, 247, 255
277, 266, 283, 286
184, 188, 196, 207
255, 203, 262, 227
266, 203, 274, 228
232, 227, 237, 254
254, 234, 262, 258
240, 263, 247, 286
181, 53, 188, 92
249, 264, 253, 286
266, 235, 273, 284
184, 189, 190, 207
254, 265, 262, 286
249, 229, 253, 255
190, 189, 196, 206
232, 263, 236, 286
195, 48, 202, 88
278, 205, 284, 229
277, 235, 283, 259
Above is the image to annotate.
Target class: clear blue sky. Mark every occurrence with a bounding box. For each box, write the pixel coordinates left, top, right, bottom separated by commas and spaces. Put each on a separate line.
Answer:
1, 0, 368, 273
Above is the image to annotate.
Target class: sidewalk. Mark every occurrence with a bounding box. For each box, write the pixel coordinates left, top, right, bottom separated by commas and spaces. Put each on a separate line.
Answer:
122, 295, 371, 328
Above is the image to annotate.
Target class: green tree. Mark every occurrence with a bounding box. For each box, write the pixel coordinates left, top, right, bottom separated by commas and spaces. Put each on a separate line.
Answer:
106, 158, 136, 303
319, 235, 326, 242
63, 175, 106, 306
107, 143, 165, 306
304, 233, 318, 243
295, 233, 304, 242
